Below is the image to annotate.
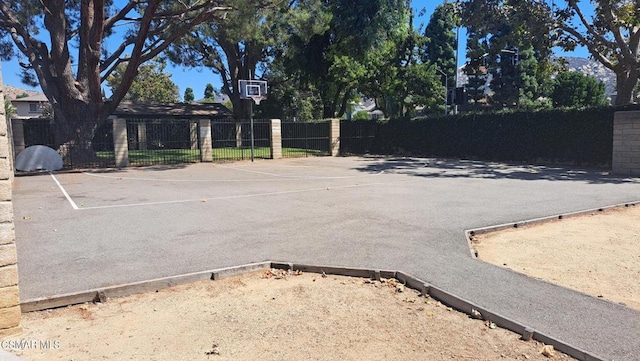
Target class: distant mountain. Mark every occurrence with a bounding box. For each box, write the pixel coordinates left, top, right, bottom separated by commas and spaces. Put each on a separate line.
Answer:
3, 85, 43, 101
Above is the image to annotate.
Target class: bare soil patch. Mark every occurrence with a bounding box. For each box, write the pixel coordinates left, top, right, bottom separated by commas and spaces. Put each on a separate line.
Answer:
4, 271, 570, 361
472, 205, 640, 310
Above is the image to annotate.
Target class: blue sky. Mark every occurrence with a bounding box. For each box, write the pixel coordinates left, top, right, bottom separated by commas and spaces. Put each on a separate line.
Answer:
1, 1, 589, 98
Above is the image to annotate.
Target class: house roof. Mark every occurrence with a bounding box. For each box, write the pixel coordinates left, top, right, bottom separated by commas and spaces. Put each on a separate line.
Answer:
11, 94, 48, 102
111, 101, 233, 119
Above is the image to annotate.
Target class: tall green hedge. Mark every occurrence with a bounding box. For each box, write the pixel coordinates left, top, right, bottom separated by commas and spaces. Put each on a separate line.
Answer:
341, 107, 623, 167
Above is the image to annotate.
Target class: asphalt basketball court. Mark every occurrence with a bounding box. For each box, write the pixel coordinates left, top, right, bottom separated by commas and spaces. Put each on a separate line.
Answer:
11, 156, 640, 360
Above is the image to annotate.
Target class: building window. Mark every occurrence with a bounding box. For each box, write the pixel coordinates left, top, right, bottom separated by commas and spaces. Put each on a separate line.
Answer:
29, 103, 40, 112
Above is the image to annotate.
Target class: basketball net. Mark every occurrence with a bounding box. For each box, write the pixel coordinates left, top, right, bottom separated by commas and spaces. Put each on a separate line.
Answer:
251, 96, 263, 105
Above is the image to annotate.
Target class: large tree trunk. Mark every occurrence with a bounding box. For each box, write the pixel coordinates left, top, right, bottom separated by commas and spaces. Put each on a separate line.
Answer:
322, 105, 334, 119
51, 99, 103, 165
615, 69, 639, 106
230, 94, 252, 120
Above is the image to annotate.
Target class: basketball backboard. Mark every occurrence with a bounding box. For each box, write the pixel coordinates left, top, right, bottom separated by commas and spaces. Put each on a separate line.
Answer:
239, 80, 267, 104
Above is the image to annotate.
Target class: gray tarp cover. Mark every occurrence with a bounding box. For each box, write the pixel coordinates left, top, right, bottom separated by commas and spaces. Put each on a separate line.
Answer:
15, 145, 63, 171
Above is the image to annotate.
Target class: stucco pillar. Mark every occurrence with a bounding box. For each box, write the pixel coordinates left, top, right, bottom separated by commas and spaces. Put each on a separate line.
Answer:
270, 119, 282, 159
137, 123, 147, 151
112, 118, 129, 168
0, 61, 21, 337
10, 119, 24, 157
330, 118, 340, 157
235, 123, 243, 148
199, 120, 212, 162
190, 122, 198, 150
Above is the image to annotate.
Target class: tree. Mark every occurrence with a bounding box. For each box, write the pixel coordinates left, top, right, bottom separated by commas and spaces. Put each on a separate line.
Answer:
551, 71, 608, 108
4, 98, 14, 119
461, 0, 555, 109
0, 1, 230, 160
462, 0, 640, 106
291, 0, 411, 118
463, 24, 490, 109
106, 58, 179, 103
553, 0, 640, 106
168, 0, 325, 119
203, 83, 215, 103
257, 58, 325, 121
423, 4, 457, 90
361, 21, 440, 118
204, 84, 214, 100
184, 87, 195, 103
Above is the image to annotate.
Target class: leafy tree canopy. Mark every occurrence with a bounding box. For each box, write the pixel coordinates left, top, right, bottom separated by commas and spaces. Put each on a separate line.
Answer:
553, 0, 640, 105
0, 0, 230, 160
184, 87, 195, 102
361, 24, 440, 118
551, 71, 608, 108
461, 0, 640, 106
290, 0, 412, 118
168, 0, 326, 119
423, 3, 457, 87
107, 58, 179, 103
461, 0, 555, 109
204, 84, 215, 100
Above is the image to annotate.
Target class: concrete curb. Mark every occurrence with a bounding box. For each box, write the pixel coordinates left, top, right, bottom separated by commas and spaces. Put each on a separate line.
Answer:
465, 201, 640, 258
19, 261, 605, 361
20, 261, 271, 312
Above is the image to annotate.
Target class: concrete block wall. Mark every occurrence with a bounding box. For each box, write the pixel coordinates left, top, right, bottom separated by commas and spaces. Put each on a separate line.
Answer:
612, 111, 640, 176
0, 63, 21, 336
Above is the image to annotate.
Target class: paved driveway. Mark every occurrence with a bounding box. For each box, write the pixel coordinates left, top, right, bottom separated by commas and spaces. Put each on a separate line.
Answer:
12, 157, 640, 360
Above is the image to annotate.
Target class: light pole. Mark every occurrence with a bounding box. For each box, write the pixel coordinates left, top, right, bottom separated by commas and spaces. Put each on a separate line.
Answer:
436, 68, 448, 115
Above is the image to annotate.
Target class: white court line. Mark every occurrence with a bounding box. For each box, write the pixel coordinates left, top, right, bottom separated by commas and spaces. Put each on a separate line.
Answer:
219, 165, 384, 179
82, 170, 383, 182
50, 173, 79, 210
74, 179, 414, 211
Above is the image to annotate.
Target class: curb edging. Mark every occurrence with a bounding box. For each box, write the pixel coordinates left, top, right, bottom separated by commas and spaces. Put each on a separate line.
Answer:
21, 261, 604, 361
465, 201, 640, 258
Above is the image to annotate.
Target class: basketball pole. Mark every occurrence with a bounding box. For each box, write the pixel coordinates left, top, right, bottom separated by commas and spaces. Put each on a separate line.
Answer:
250, 98, 255, 162
249, 71, 255, 162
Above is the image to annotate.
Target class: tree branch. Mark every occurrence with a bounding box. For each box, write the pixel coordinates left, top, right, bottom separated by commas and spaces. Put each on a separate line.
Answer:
566, 1, 617, 50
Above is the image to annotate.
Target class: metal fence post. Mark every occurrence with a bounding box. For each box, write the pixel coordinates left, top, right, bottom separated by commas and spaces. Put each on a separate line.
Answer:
199, 119, 213, 162
112, 117, 129, 167
270, 119, 282, 159
330, 118, 340, 157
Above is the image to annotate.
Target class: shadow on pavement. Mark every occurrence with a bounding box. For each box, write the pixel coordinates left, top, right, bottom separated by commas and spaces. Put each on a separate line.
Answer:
352, 156, 637, 184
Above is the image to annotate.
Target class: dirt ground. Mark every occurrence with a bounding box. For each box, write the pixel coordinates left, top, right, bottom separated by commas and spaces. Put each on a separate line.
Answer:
4, 270, 570, 361
6, 205, 640, 361
473, 205, 640, 310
